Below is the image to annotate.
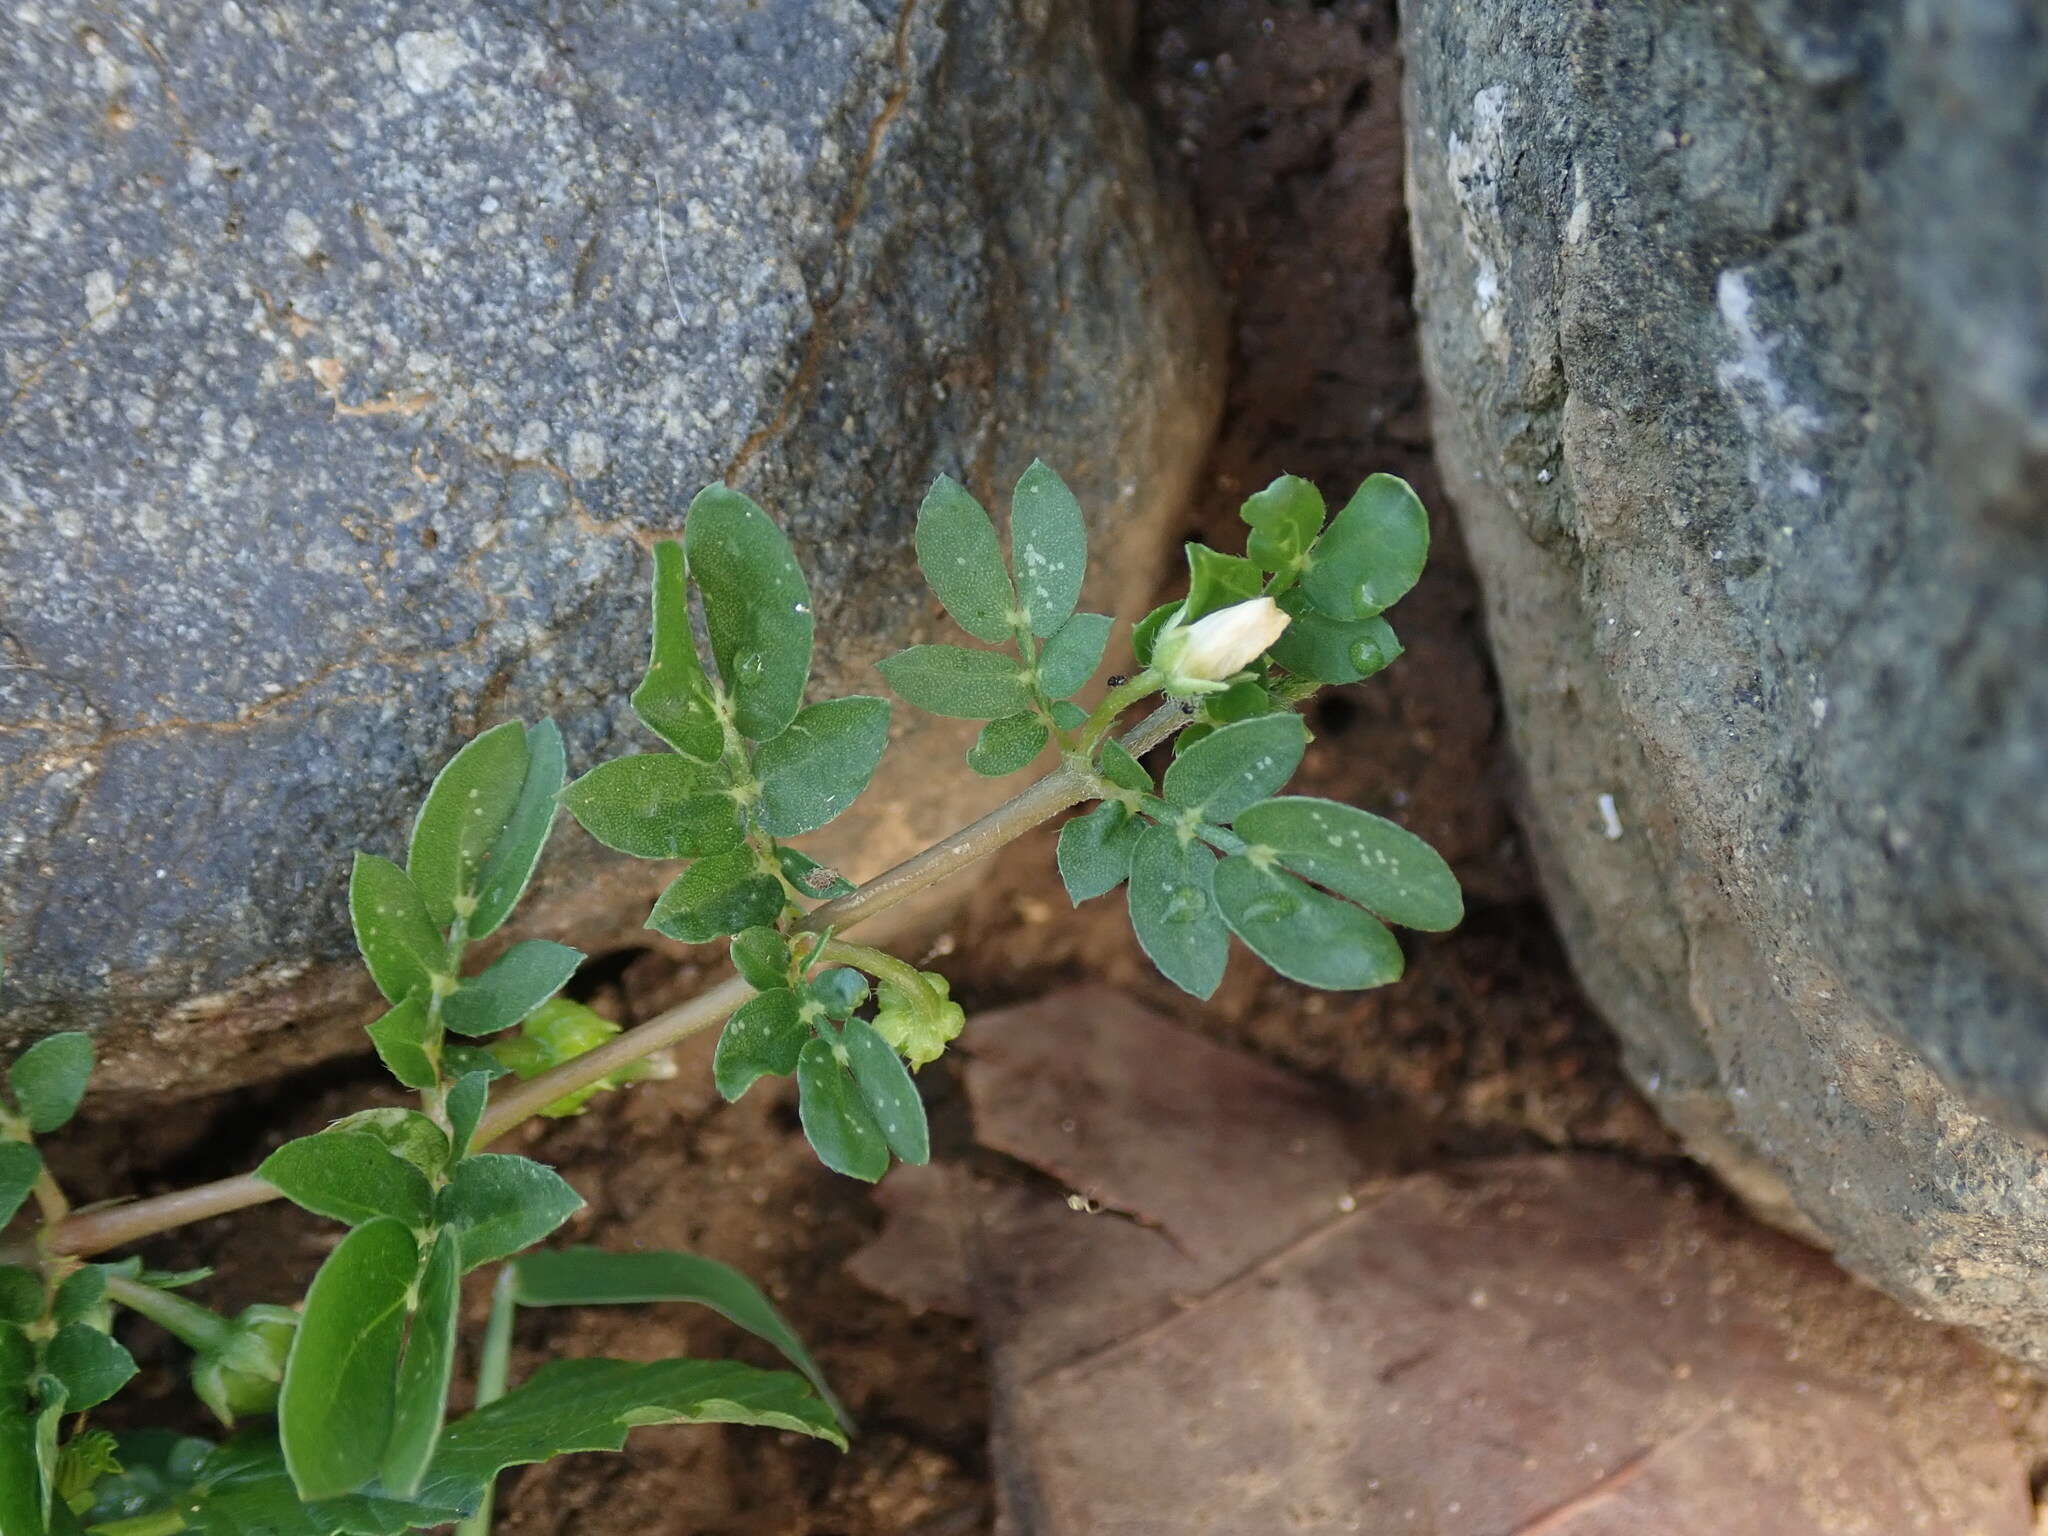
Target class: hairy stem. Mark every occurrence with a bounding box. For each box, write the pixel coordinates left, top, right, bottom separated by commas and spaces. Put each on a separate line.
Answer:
104, 1272, 233, 1352
49, 701, 1188, 1259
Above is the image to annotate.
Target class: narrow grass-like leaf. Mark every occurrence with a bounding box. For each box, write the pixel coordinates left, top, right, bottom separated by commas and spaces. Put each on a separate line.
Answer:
382, 1229, 462, 1498
279, 1216, 418, 1501
44, 1325, 135, 1412
1160, 714, 1309, 823
436, 1155, 583, 1271
915, 475, 1015, 644
1240, 474, 1326, 580
753, 696, 892, 836
1057, 802, 1144, 903
1213, 856, 1404, 989
1299, 473, 1429, 620
1232, 796, 1463, 931
647, 852, 785, 944
1010, 460, 1087, 638
442, 941, 584, 1038
1126, 825, 1229, 1000
258, 1132, 434, 1230
685, 485, 813, 743
8, 1033, 92, 1134
795, 1038, 889, 1183
878, 645, 1034, 719
562, 755, 741, 860
349, 855, 446, 1005
0, 1142, 41, 1230
839, 1019, 929, 1166
713, 988, 809, 1102
365, 994, 436, 1091
967, 713, 1049, 777
630, 540, 724, 762
513, 1246, 847, 1430
471, 719, 565, 939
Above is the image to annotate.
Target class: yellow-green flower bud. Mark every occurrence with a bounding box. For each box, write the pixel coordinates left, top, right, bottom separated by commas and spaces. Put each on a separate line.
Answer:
872, 971, 966, 1069
487, 997, 673, 1117
192, 1304, 298, 1426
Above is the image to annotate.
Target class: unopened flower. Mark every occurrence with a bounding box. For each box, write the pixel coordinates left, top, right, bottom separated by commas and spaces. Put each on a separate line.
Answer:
1152, 596, 1290, 694
872, 971, 966, 1069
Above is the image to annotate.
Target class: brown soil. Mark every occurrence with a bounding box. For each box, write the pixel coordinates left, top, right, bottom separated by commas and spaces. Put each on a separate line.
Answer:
59, 3, 1697, 1530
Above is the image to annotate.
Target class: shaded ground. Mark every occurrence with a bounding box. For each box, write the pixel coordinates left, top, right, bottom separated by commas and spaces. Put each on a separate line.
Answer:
57, 4, 2029, 1532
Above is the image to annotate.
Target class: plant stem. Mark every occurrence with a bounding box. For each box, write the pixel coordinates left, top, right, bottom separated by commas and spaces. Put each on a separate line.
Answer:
103, 1272, 234, 1351
47, 700, 1189, 1259
88, 1511, 188, 1536
452, 1266, 520, 1536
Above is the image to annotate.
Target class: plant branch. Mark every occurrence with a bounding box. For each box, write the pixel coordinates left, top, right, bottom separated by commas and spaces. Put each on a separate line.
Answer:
48, 700, 1189, 1259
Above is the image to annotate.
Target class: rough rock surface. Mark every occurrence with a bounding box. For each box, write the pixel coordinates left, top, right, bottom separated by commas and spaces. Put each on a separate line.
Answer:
0, 0, 1221, 1089
849, 990, 2033, 1534
1401, 0, 2048, 1358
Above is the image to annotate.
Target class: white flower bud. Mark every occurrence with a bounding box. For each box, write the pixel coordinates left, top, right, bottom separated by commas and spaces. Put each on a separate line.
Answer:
1153, 597, 1290, 693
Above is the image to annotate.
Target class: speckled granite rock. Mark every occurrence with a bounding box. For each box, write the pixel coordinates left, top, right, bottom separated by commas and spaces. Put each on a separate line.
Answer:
0, 0, 1221, 1091
1403, 0, 2048, 1359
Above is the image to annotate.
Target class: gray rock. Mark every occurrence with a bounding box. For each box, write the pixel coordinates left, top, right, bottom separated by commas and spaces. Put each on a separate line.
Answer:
0, 0, 1221, 1091
1403, 0, 2048, 1360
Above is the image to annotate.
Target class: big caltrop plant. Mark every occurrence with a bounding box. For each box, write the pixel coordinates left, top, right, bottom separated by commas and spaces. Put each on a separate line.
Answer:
0, 462, 1457, 1533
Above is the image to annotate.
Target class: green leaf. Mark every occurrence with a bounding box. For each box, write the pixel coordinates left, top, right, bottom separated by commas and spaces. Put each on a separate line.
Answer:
381, 1229, 461, 1499
279, 1217, 418, 1500
1268, 590, 1402, 684
776, 847, 853, 899
445, 1072, 491, 1160
44, 1324, 136, 1411
838, 1019, 929, 1166
561, 754, 741, 860
0, 1141, 41, 1229
471, 719, 565, 939
804, 968, 868, 1019
0, 1327, 43, 1536
52, 1266, 106, 1326
1057, 802, 1144, 903
1033, 612, 1113, 699
512, 1246, 846, 1429
349, 857, 445, 1007
413, 1357, 844, 1509
630, 539, 724, 762
1126, 824, 1229, 1000
684, 484, 814, 743
877, 644, 1034, 719
752, 696, 893, 837
795, 1038, 889, 1183
0, 1268, 40, 1326
967, 713, 1049, 777
326, 1109, 451, 1183
729, 927, 792, 992
1131, 601, 1182, 667
436, 1155, 583, 1271
1097, 739, 1154, 794
1213, 856, 1404, 989
8, 1033, 92, 1134
98, 1434, 452, 1536
257, 1132, 434, 1230
365, 994, 436, 1091
1160, 714, 1309, 823
406, 722, 529, 929
713, 988, 810, 1103
1240, 474, 1326, 579
1050, 700, 1087, 731
647, 852, 785, 944
1299, 473, 1429, 620
1232, 796, 1463, 931
442, 940, 584, 1038
914, 474, 1015, 645
1202, 677, 1277, 724
1183, 543, 1263, 623
1010, 460, 1087, 638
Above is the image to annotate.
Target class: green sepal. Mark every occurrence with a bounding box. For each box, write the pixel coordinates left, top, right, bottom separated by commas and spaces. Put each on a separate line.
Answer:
1131, 601, 1182, 667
